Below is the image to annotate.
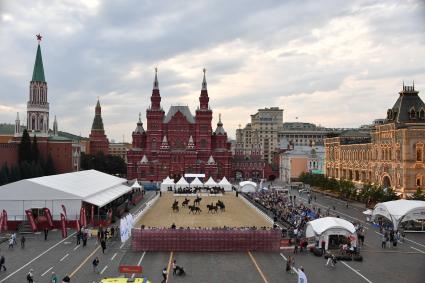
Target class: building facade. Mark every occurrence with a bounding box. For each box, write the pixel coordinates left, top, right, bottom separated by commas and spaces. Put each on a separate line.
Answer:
89, 100, 109, 155
127, 69, 232, 181
109, 142, 132, 163
278, 122, 337, 148
324, 85, 425, 197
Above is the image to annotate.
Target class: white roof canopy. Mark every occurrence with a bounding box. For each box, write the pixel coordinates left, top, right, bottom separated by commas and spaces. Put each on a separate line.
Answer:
372, 200, 425, 230
131, 180, 142, 189
162, 176, 175, 185
204, 177, 217, 187
239, 181, 257, 193
218, 176, 231, 186
305, 217, 356, 238
175, 176, 189, 188
190, 177, 203, 187
84, 184, 132, 207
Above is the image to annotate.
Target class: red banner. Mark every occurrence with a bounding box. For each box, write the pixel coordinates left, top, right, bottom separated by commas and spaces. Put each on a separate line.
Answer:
76, 219, 81, 231
25, 210, 37, 232
60, 213, 67, 238
2, 210, 7, 231
107, 209, 113, 224
119, 266, 142, 274
80, 207, 87, 228
0, 212, 3, 233
61, 204, 67, 220
43, 207, 54, 228
91, 205, 94, 225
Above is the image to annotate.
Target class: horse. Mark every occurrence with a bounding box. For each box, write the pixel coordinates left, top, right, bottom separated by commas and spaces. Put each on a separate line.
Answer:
189, 205, 201, 214
182, 198, 190, 207
173, 199, 179, 206
194, 197, 202, 206
172, 203, 179, 213
207, 204, 218, 214
216, 201, 225, 212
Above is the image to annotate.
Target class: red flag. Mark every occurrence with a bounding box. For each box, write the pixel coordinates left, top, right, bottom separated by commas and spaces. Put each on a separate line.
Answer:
61, 204, 67, 220
2, 210, 7, 231
60, 213, 67, 238
91, 205, 94, 225
25, 210, 37, 232
43, 207, 54, 228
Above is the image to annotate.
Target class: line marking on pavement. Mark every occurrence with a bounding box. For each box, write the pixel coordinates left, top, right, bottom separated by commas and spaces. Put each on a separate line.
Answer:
248, 251, 269, 283
341, 261, 373, 283
111, 252, 117, 261
120, 242, 125, 249
410, 246, 425, 254
100, 265, 108, 275
375, 230, 425, 248
131, 251, 146, 279
60, 253, 69, 262
165, 251, 173, 283
70, 245, 101, 278
74, 245, 81, 251
0, 231, 76, 283
41, 266, 53, 276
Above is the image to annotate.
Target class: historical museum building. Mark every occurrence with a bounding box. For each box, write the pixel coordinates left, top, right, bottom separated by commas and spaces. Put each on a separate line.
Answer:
325, 84, 425, 197
0, 37, 79, 173
89, 99, 109, 155
127, 69, 232, 181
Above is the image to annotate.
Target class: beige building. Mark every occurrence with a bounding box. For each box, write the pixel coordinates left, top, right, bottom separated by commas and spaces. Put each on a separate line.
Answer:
325, 85, 425, 198
237, 107, 283, 163
109, 142, 132, 163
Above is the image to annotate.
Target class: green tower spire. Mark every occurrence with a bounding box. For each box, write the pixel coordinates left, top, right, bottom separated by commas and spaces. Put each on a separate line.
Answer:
32, 44, 46, 82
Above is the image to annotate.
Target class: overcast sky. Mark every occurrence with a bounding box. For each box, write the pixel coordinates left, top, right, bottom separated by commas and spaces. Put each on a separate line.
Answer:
1, 0, 424, 141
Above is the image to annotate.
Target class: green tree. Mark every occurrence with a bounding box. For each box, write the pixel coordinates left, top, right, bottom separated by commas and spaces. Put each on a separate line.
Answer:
32, 135, 39, 163
0, 162, 10, 185
408, 188, 425, 201
18, 129, 32, 163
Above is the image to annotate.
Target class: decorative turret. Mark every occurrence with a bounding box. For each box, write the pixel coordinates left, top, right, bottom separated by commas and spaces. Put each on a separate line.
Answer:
160, 135, 170, 150
150, 68, 161, 110
386, 82, 425, 124
134, 112, 145, 134
207, 155, 216, 165
140, 155, 149, 164
187, 135, 195, 150
53, 115, 58, 136
14, 112, 20, 136
214, 113, 226, 135
89, 98, 109, 155
199, 68, 209, 110
91, 99, 105, 133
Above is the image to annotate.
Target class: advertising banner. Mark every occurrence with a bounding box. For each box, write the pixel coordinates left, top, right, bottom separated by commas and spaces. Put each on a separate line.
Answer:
2, 210, 7, 231
60, 213, 67, 238
25, 210, 37, 232
91, 205, 94, 225
43, 207, 54, 228
61, 204, 67, 220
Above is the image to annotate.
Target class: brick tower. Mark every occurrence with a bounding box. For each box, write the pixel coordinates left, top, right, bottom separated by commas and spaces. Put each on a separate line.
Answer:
89, 99, 109, 155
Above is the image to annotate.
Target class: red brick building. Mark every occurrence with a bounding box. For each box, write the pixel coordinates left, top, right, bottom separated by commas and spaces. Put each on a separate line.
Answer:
0, 37, 78, 173
127, 69, 232, 181
89, 99, 109, 155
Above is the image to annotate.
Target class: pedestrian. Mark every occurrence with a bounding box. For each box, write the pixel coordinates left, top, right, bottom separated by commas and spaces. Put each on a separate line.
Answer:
161, 267, 167, 283
92, 257, 99, 273
321, 240, 326, 254
111, 226, 115, 238
12, 232, 17, 245
26, 269, 34, 283
172, 259, 177, 275
82, 232, 87, 247
62, 274, 71, 282
44, 227, 49, 241
286, 256, 292, 273
0, 255, 6, 271
21, 235, 26, 248
381, 234, 386, 249
401, 230, 406, 242
8, 237, 13, 249
76, 231, 81, 245
51, 271, 58, 283
346, 201, 349, 208
101, 238, 106, 254
297, 266, 307, 283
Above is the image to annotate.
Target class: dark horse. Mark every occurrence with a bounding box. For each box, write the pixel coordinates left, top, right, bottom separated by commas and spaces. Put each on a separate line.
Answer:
189, 205, 202, 214
182, 198, 190, 207
207, 204, 218, 214
172, 203, 179, 213
194, 197, 202, 206
216, 200, 225, 212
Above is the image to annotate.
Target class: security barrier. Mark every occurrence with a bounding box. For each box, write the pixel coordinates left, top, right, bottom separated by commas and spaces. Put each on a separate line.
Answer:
131, 228, 281, 252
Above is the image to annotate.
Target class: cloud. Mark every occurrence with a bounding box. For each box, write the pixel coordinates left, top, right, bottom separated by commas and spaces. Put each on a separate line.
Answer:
0, 0, 424, 141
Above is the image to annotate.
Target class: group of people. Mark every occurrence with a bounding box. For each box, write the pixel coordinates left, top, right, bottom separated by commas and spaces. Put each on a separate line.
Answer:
142, 225, 276, 231
172, 186, 225, 195
7, 232, 26, 249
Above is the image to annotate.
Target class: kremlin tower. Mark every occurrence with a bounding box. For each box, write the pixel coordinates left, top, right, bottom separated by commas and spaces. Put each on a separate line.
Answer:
89, 99, 109, 155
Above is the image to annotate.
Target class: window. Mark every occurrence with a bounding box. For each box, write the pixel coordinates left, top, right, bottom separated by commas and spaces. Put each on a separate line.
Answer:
420, 108, 425, 119
416, 175, 423, 187
409, 108, 416, 119
417, 147, 423, 162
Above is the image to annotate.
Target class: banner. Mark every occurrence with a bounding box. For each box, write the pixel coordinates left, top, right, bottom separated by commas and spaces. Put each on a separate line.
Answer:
76, 219, 81, 232
91, 205, 94, 225
60, 213, 67, 238
25, 210, 37, 232
0, 212, 3, 233
61, 204, 67, 220
43, 207, 54, 228
80, 207, 87, 227
107, 209, 113, 224
2, 209, 7, 231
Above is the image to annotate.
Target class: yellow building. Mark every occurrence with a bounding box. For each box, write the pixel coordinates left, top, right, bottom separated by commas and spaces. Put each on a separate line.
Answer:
109, 142, 132, 163
325, 85, 425, 198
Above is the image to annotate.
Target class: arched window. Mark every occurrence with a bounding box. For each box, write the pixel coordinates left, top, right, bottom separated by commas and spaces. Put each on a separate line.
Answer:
419, 108, 425, 119
151, 138, 157, 150
416, 175, 423, 187
409, 108, 416, 119
416, 145, 423, 162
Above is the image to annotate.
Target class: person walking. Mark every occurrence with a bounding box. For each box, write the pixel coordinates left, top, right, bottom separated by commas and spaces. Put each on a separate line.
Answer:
172, 259, 177, 276
12, 233, 17, 245
62, 274, 71, 282
0, 255, 6, 271
286, 256, 292, 273
297, 266, 307, 283
101, 238, 106, 254
161, 267, 167, 283
76, 231, 81, 245
26, 269, 34, 283
92, 257, 99, 273
44, 227, 49, 241
321, 240, 326, 254
8, 237, 14, 249
21, 235, 26, 248
381, 234, 386, 249
51, 271, 58, 283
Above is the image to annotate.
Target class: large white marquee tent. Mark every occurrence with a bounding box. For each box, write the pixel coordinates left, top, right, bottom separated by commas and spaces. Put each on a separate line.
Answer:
218, 177, 232, 192
0, 170, 130, 221
239, 181, 257, 193
160, 176, 175, 191
305, 217, 356, 250
371, 199, 425, 230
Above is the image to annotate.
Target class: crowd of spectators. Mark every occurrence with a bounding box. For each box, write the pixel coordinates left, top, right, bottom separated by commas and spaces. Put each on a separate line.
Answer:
139, 224, 276, 231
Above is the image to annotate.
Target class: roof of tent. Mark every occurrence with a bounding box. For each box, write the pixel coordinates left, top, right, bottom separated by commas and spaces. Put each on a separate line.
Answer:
372, 200, 425, 228
190, 177, 203, 186
239, 181, 256, 187
305, 217, 355, 237
162, 177, 175, 185
131, 180, 142, 189
204, 177, 217, 187
0, 170, 130, 207
218, 176, 231, 186
176, 176, 189, 185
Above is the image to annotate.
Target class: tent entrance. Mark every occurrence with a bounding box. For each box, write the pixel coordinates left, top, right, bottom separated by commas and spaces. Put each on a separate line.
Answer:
328, 235, 349, 250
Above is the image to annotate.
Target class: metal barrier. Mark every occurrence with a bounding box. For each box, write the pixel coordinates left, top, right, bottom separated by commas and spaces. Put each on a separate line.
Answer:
131, 228, 281, 252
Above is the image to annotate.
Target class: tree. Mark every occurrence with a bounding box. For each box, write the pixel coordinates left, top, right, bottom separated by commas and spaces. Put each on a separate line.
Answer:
32, 135, 39, 163
19, 129, 32, 163
408, 188, 425, 201
45, 153, 56, 176
0, 162, 10, 185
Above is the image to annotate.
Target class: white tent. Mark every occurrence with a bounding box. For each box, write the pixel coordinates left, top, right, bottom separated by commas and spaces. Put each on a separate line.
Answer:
190, 177, 204, 188
160, 176, 175, 191
0, 170, 129, 221
175, 176, 189, 189
131, 180, 142, 189
204, 177, 218, 188
218, 176, 232, 192
305, 217, 356, 250
372, 200, 425, 230
239, 181, 257, 193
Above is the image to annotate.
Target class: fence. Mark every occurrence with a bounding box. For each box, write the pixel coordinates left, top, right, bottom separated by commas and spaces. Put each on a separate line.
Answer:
132, 228, 281, 252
